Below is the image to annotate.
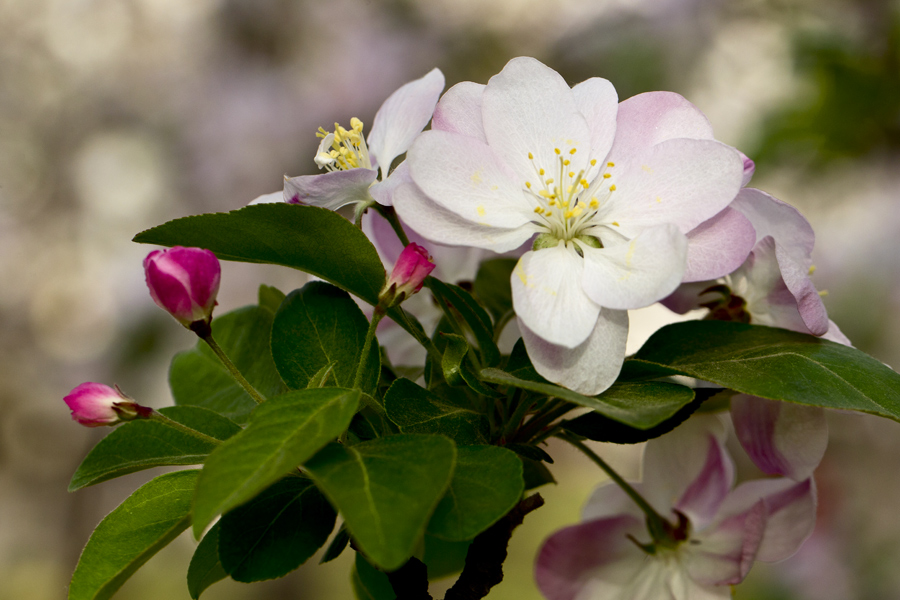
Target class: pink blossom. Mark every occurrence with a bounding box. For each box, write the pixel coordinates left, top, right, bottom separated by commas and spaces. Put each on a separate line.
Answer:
144, 246, 221, 329
63, 383, 150, 427
378, 243, 435, 307
536, 418, 816, 600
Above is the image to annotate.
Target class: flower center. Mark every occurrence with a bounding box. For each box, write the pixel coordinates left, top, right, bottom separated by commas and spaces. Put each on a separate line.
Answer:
524, 147, 618, 247
314, 118, 374, 172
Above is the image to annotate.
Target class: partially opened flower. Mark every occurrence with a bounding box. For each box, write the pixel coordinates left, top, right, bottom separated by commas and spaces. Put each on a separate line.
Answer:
250, 69, 445, 210
536, 418, 816, 600
394, 57, 745, 394
378, 243, 436, 308
63, 383, 151, 427
144, 246, 221, 331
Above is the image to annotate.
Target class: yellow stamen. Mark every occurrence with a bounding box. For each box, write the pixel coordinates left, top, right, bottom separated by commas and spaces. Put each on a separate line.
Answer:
563, 159, 571, 166
607, 162, 615, 167
569, 148, 577, 155
589, 199, 599, 209
528, 152, 534, 159
525, 181, 532, 189
808, 265, 816, 275
609, 184, 617, 191
590, 159, 597, 166
554, 148, 561, 155
603, 173, 611, 179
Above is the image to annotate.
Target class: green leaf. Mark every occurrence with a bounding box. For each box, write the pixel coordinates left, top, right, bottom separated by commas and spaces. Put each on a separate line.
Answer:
480, 368, 695, 429
352, 553, 396, 600
473, 258, 517, 322
440, 333, 498, 397
271, 282, 379, 394
427, 278, 500, 367
422, 535, 472, 580
68, 470, 198, 600
218, 478, 336, 582
320, 525, 351, 564
69, 406, 240, 491
258, 284, 286, 313
187, 522, 226, 600
305, 434, 457, 570
633, 321, 900, 419
427, 446, 523, 541
384, 378, 488, 445
192, 387, 360, 537
170, 305, 287, 423
134, 204, 386, 305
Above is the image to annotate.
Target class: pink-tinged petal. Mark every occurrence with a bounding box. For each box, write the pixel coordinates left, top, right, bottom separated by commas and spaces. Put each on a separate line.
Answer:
248, 190, 283, 205
731, 395, 827, 481
392, 182, 536, 253
682, 207, 756, 283
407, 130, 533, 228
368, 160, 411, 206
580, 223, 688, 310
432, 81, 487, 142
661, 281, 715, 314
379, 243, 435, 306
739, 151, 756, 187
283, 168, 378, 210
583, 480, 645, 522
688, 500, 766, 585
730, 188, 814, 267
535, 515, 644, 600
608, 92, 715, 161
722, 478, 817, 563
511, 245, 600, 348
641, 416, 730, 524
144, 246, 221, 327
145, 252, 194, 320
64, 382, 123, 427
572, 77, 618, 162
481, 57, 592, 179
822, 320, 852, 346
367, 68, 445, 176
606, 138, 744, 235
519, 308, 627, 395
776, 252, 829, 336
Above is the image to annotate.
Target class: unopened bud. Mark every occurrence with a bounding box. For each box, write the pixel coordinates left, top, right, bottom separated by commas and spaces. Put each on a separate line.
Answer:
378, 243, 435, 308
63, 383, 151, 427
144, 246, 221, 332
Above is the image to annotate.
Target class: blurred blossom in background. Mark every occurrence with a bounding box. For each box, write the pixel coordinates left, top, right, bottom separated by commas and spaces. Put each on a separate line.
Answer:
1, 0, 898, 598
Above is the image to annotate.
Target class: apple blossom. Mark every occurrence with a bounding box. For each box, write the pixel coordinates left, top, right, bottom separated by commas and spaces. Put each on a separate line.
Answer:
144, 246, 221, 331
249, 69, 445, 210
394, 57, 745, 394
536, 418, 816, 600
63, 382, 151, 427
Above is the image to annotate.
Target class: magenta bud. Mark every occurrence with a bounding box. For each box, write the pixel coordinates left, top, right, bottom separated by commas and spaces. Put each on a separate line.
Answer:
144, 246, 221, 330
63, 382, 151, 427
379, 243, 436, 308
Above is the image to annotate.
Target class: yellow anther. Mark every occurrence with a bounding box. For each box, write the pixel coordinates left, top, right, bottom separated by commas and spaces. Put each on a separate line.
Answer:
525, 181, 532, 189
612, 221, 619, 226
539, 168, 545, 176
607, 162, 615, 167
808, 265, 817, 275
539, 190, 552, 198
528, 152, 534, 159
564, 210, 574, 219
589, 199, 599, 209
609, 184, 617, 191
581, 179, 589, 188
554, 148, 561, 155
545, 211, 552, 217
819, 290, 829, 297
534, 206, 543, 214
568, 171, 575, 178
603, 173, 611, 179
548, 199, 556, 206
590, 159, 597, 166
546, 178, 554, 184
563, 159, 571, 166
350, 117, 364, 132
569, 148, 577, 155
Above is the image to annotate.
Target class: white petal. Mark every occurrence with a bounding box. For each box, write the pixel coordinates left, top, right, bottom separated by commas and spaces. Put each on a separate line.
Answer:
583, 480, 645, 522
688, 500, 766, 586
581, 224, 687, 310
518, 308, 628, 396
248, 190, 283, 205
609, 91, 715, 161
606, 138, 744, 235
572, 77, 618, 162
730, 188, 814, 267
511, 245, 600, 348
283, 169, 377, 210
407, 130, 534, 228
368, 160, 410, 206
392, 182, 536, 253
731, 394, 827, 481
432, 81, 486, 142
682, 207, 756, 282
367, 68, 445, 177
481, 56, 592, 180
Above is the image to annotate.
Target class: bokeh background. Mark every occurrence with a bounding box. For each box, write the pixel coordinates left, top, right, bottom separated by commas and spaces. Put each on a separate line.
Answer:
2, 0, 899, 598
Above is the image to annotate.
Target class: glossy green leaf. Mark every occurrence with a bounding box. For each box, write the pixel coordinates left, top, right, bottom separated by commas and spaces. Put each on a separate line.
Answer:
192, 387, 360, 537
633, 321, 900, 419
480, 368, 694, 429
427, 446, 523, 541
69, 406, 240, 491
218, 478, 336, 582
271, 282, 379, 394
473, 258, 517, 322
422, 535, 472, 580
320, 525, 351, 564
440, 334, 498, 397
170, 305, 287, 423
427, 278, 500, 367
305, 434, 457, 570
258, 284, 286, 313
134, 204, 386, 305
383, 378, 488, 445
352, 554, 396, 600
187, 522, 226, 599
69, 470, 198, 600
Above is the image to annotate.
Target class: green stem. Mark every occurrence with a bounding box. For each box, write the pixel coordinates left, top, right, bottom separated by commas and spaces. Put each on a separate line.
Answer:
513, 399, 575, 443
560, 433, 668, 531
201, 334, 267, 404
148, 411, 222, 446
354, 310, 385, 389
375, 205, 411, 247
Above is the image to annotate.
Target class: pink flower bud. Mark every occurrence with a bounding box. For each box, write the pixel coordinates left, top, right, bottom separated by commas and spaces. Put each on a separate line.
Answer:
379, 243, 435, 307
63, 383, 151, 427
144, 247, 221, 330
